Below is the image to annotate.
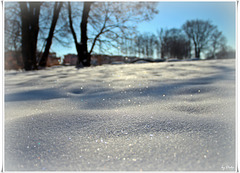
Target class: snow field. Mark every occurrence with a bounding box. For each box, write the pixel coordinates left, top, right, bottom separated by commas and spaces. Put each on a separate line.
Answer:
5, 59, 235, 171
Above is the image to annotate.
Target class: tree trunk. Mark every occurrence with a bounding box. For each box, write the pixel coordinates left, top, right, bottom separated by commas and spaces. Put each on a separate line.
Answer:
193, 42, 200, 59
77, 2, 92, 67
195, 47, 198, 58
197, 47, 201, 58
30, 2, 41, 70
20, 2, 32, 70
19, 2, 41, 70
161, 44, 165, 59
39, 2, 63, 67
68, 2, 92, 68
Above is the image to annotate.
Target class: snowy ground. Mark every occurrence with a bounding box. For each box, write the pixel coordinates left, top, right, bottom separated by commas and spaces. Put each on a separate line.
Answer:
4, 59, 235, 171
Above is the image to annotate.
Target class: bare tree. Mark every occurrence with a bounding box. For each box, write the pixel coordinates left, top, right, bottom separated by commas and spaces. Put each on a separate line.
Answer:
68, 2, 158, 67
182, 19, 216, 58
38, 2, 63, 67
215, 46, 235, 59
5, 2, 70, 70
134, 34, 144, 58
165, 28, 191, 59
142, 33, 156, 58
207, 29, 227, 59
157, 28, 168, 59
4, 3, 21, 52
4, 3, 23, 68
156, 28, 191, 59
68, 2, 92, 67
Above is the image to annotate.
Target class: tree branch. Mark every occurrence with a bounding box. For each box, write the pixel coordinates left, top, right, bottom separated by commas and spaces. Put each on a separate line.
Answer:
89, 11, 109, 54
68, 2, 78, 46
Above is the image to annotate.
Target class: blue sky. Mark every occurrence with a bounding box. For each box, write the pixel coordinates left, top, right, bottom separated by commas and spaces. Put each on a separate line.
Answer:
52, 1, 236, 58
137, 1, 236, 48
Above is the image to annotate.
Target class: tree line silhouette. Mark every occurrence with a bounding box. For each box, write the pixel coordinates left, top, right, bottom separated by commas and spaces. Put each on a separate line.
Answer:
5, 2, 234, 71
120, 20, 231, 60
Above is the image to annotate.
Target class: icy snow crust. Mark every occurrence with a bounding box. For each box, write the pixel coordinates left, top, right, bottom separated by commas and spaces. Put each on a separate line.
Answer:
5, 59, 235, 171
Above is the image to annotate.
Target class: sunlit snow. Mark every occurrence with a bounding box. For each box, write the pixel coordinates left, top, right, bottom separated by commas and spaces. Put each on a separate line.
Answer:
5, 59, 235, 171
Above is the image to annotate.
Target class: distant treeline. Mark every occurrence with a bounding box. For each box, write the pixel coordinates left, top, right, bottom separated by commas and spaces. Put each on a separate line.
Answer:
120, 20, 235, 60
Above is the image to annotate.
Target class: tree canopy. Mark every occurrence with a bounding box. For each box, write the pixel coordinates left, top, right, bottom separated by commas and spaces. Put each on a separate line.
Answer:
68, 1, 158, 67
182, 19, 217, 58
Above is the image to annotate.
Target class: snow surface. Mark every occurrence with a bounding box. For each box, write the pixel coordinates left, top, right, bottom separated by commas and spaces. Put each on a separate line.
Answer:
4, 59, 235, 171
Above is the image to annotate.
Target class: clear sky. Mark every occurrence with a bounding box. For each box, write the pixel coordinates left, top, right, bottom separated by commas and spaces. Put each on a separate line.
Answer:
52, 1, 236, 59
137, 1, 236, 48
